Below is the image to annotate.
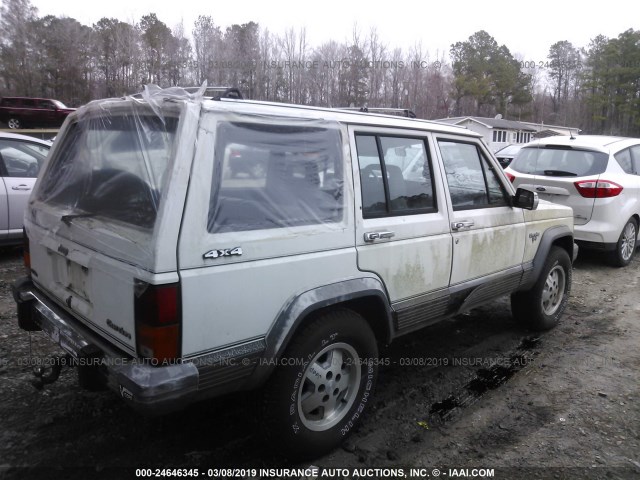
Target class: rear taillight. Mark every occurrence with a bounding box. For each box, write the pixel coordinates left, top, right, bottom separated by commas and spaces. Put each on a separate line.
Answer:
505, 172, 516, 183
134, 281, 181, 364
574, 180, 623, 198
23, 227, 31, 271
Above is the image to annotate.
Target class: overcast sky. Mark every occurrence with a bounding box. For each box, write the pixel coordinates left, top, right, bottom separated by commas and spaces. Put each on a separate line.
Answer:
28, 0, 640, 64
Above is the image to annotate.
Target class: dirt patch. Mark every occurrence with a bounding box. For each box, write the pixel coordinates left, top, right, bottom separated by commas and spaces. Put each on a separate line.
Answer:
0, 248, 639, 479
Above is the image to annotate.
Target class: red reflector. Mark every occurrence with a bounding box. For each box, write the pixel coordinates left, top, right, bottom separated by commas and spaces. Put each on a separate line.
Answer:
134, 281, 181, 363
574, 179, 623, 198
136, 324, 181, 363
505, 172, 516, 183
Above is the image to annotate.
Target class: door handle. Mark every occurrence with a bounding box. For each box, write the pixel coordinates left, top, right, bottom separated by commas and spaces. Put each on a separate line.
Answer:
451, 221, 474, 231
12, 185, 31, 191
364, 231, 395, 242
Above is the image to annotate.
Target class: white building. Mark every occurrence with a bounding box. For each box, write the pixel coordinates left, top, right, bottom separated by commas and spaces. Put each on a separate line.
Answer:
435, 116, 580, 152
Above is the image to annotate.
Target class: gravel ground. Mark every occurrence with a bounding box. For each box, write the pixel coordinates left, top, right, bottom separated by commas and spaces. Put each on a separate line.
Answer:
0, 246, 638, 480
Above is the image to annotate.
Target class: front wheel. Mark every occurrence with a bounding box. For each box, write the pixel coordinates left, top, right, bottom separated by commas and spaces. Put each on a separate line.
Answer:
611, 218, 637, 267
262, 309, 378, 459
511, 246, 572, 331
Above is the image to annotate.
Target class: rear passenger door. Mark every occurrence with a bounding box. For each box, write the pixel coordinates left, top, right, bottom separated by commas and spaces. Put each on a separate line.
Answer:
435, 136, 526, 287
351, 126, 453, 331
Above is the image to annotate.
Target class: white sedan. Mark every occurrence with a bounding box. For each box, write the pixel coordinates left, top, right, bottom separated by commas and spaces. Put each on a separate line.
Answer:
0, 132, 51, 245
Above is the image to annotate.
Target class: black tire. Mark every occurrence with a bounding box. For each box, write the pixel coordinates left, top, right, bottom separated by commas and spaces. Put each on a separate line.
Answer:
610, 218, 637, 268
7, 117, 21, 129
262, 308, 378, 459
511, 246, 572, 331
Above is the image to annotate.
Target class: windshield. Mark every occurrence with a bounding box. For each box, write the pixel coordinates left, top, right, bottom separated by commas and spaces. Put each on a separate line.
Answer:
51, 100, 68, 109
36, 114, 178, 230
509, 146, 608, 177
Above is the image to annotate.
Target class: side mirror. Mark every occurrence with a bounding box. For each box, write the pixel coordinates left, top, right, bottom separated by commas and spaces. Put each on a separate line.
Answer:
513, 187, 539, 210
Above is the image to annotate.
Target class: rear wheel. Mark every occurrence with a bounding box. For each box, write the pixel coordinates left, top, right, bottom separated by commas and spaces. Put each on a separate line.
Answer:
262, 309, 378, 459
7, 117, 21, 129
511, 246, 572, 331
611, 218, 637, 267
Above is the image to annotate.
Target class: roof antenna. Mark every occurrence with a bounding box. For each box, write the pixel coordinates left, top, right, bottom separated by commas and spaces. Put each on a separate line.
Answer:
569, 130, 576, 140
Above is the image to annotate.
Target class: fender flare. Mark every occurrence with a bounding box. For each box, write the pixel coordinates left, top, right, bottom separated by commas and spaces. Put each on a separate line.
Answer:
245, 277, 393, 388
519, 225, 575, 291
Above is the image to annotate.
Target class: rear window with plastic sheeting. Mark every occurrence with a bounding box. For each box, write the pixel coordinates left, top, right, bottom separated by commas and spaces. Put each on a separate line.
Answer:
208, 120, 344, 233
35, 113, 178, 230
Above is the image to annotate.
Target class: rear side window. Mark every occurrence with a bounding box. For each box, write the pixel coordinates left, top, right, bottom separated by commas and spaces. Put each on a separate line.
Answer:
36, 100, 55, 110
36, 113, 178, 229
615, 149, 634, 174
510, 146, 608, 177
0, 140, 48, 178
630, 146, 640, 175
356, 134, 436, 218
208, 120, 344, 233
0, 98, 20, 107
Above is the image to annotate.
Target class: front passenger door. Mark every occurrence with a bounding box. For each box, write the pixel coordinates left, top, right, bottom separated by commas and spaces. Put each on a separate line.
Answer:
436, 138, 526, 286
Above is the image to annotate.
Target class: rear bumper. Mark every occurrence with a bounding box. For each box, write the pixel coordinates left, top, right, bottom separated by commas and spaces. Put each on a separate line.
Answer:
13, 278, 199, 415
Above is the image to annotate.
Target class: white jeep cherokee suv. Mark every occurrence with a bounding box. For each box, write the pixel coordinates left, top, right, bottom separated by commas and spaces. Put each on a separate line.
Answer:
13, 88, 576, 458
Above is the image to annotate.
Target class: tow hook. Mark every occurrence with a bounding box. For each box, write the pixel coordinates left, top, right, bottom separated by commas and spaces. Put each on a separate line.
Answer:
32, 354, 73, 389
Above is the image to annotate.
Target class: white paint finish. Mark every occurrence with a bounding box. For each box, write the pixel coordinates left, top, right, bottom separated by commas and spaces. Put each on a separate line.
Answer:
179, 249, 360, 356
27, 217, 179, 355
350, 126, 453, 302
433, 133, 527, 284
448, 205, 526, 284
178, 112, 355, 270
26, 94, 579, 365
514, 177, 596, 225
522, 204, 573, 262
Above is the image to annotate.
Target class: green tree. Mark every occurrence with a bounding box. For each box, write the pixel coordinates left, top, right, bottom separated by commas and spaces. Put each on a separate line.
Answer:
139, 13, 174, 85
450, 30, 531, 117
548, 40, 581, 116
192, 15, 222, 84
224, 22, 260, 97
582, 30, 640, 135
33, 15, 94, 103
94, 17, 142, 97
0, 0, 38, 94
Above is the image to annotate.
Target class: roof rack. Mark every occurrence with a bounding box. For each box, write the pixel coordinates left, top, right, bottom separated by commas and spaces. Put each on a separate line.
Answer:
130, 86, 244, 101
182, 86, 244, 100
335, 107, 416, 118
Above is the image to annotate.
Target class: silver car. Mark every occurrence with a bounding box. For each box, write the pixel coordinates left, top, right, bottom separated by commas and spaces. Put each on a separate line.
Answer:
506, 135, 640, 266
0, 132, 51, 244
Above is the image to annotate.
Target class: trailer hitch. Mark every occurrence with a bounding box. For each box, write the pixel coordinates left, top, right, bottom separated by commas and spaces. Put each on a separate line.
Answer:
32, 354, 73, 389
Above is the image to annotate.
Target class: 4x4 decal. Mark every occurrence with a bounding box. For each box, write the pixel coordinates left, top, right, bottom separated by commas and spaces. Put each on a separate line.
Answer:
203, 247, 243, 259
